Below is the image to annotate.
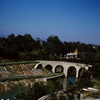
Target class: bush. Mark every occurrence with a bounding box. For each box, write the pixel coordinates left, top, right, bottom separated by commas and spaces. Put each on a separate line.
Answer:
59, 95, 67, 100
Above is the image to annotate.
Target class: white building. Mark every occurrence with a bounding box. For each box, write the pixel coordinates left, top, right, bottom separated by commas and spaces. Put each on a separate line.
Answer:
66, 49, 78, 59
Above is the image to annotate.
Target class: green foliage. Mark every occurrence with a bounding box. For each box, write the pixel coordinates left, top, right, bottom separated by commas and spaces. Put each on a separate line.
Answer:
15, 81, 63, 100
67, 93, 74, 100
59, 95, 67, 100
46, 80, 63, 99
0, 61, 39, 66
67, 83, 78, 94
0, 33, 100, 63
32, 82, 46, 100
0, 73, 64, 82
79, 78, 93, 89
15, 82, 46, 100
90, 63, 100, 80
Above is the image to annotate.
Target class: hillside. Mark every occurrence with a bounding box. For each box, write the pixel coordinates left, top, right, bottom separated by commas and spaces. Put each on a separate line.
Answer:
0, 62, 53, 92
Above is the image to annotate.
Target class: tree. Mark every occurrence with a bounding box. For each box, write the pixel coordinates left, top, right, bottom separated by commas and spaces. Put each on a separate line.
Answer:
46, 80, 63, 100
24, 34, 35, 51
94, 52, 100, 61
43, 42, 56, 54
0, 33, 100, 62
47, 35, 64, 56
76, 64, 92, 93
32, 82, 46, 100
90, 63, 100, 80
7, 33, 15, 41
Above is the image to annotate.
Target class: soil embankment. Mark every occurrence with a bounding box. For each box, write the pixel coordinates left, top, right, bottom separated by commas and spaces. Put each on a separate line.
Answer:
21, 64, 34, 75
0, 63, 51, 92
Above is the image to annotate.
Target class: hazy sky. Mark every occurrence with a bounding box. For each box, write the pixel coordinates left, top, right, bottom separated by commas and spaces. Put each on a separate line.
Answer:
0, 0, 100, 45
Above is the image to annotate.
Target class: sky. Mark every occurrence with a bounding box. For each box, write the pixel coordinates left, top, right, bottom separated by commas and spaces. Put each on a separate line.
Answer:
0, 0, 100, 45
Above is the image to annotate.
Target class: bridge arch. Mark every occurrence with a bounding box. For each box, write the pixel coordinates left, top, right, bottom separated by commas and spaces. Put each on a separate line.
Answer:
55, 65, 64, 73
67, 66, 76, 77
45, 64, 53, 72
34, 63, 43, 69
67, 66, 77, 84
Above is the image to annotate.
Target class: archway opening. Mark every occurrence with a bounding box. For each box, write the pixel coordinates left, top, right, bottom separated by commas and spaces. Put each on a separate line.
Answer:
36, 64, 42, 69
67, 66, 76, 84
55, 65, 64, 73
45, 65, 53, 72
67, 66, 76, 76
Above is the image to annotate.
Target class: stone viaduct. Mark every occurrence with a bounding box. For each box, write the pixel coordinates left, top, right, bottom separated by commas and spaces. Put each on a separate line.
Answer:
36, 60, 92, 78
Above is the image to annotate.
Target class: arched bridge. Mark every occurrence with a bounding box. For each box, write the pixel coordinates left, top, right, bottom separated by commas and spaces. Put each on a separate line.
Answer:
36, 60, 92, 78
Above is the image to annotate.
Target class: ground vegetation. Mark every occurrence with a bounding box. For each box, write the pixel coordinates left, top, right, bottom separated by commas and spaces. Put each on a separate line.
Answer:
14, 81, 64, 100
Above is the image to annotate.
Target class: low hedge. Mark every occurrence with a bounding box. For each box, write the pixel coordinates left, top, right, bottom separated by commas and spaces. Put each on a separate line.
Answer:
0, 61, 39, 66
0, 73, 64, 82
